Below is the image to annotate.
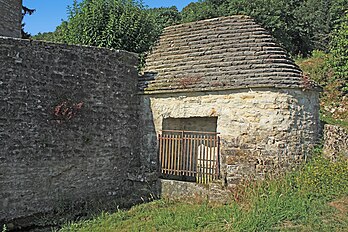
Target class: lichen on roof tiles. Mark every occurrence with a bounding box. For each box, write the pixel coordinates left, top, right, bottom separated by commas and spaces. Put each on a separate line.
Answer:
139, 15, 320, 94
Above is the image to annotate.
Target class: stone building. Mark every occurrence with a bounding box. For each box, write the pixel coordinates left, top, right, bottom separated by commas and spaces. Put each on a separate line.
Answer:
0, 1, 322, 228
0, 0, 22, 38
139, 16, 322, 187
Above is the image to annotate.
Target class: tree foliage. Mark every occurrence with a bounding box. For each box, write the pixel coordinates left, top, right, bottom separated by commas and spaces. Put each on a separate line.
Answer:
147, 6, 181, 28
180, 0, 348, 57
181, 0, 223, 23
330, 11, 348, 90
33, 0, 348, 59
53, 0, 162, 54
21, 5, 35, 39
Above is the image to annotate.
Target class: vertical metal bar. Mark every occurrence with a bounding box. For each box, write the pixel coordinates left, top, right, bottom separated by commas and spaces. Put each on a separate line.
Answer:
211, 135, 213, 180
204, 134, 208, 184
175, 135, 181, 175
191, 135, 197, 177
187, 134, 190, 177
166, 134, 170, 174
217, 136, 220, 178
165, 134, 170, 174
195, 135, 201, 183
177, 134, 180, 175
182, 133, 186, 176
213, 135, 216, 180
188, 134, 193, 177
158, 133, 163, 174
162, 134, 165, 174
180, 131, 186, 175
163, 134, 167, 174
170, 134, 173, 174
199, 134, 203, 184
161, 134, 165, 174
197, 134, 200, 184
200, 134, 203, 184
201, 134, 204, 184
173, 134, 177, 175
178, 133, 181, 176
207, 135, 211, 182
183, 134, 187, 176
178, 134, 182, 175
185, 134, 189, 177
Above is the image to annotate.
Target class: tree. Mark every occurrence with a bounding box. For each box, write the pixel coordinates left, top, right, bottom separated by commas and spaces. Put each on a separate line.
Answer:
223, 0, 312, 56
21, 5, 35, 38
181, 0, 223, 23
330, 11, 348, 91
294, 0, 348, 53
179, 0, 347, 57
56, 0, 162, 54
148, 6, 181, 28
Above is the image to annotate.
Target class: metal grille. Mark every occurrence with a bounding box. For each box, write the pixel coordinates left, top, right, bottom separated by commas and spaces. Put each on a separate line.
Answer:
158, 130, 220, 184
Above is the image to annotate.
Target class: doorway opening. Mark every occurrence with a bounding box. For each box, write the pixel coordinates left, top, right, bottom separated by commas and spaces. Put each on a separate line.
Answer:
158, 117, 220, 184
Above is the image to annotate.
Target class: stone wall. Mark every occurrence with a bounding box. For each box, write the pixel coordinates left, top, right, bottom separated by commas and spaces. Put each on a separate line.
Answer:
0, 0, 22, 38
323, 124, 348, 159
0, 37, 157, 229
162, 117, 217, 132
142, 88, 321, 186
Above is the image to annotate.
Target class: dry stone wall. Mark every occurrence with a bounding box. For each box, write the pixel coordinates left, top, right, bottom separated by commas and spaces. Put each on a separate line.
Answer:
323, 124, 348, 159
0, 0, 22, 38
0, 37, 157, 229
142, 88, 321, 186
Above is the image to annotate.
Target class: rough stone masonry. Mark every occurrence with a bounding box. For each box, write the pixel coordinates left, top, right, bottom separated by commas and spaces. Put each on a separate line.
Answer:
0, 2, 323, 229
140, 16, 322, 189
0, 37, 157, 229
0, 0, 22, 38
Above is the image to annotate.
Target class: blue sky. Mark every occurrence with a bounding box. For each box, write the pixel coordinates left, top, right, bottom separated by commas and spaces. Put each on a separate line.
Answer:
23, 0, 198, 35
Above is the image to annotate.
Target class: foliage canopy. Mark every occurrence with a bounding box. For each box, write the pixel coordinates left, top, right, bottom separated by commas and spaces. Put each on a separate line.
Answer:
51, 0, 162, 54
181, 0, 348, 57
34, 0, 348, 58
330, 11, 348, 88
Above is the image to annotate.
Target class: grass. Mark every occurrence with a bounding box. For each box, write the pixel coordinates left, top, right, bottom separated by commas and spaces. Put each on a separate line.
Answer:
320, 113, 348, 130
59, 152, 348, 232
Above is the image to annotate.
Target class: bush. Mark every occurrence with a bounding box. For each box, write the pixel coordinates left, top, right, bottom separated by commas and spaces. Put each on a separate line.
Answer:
296, 50, 332, 85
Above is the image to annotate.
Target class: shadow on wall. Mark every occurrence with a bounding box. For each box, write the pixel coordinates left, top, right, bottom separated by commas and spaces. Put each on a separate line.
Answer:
138, 95, 162, 198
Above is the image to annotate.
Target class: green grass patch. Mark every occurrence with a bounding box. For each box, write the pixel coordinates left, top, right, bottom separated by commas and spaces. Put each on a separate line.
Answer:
59, 154, 348, 232
320, 112, 348, 130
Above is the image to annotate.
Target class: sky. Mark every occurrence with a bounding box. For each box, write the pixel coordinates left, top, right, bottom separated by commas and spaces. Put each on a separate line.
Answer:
23, 0, 198, 35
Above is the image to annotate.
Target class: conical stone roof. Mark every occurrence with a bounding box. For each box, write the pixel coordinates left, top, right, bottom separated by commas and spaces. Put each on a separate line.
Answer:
139, 16, 315, 94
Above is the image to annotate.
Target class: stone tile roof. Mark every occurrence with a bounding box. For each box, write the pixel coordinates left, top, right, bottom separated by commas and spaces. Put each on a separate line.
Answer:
139, 16, 319, 94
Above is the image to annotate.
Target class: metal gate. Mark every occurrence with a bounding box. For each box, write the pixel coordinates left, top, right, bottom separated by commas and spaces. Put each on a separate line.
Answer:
158, 130, 220, 184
